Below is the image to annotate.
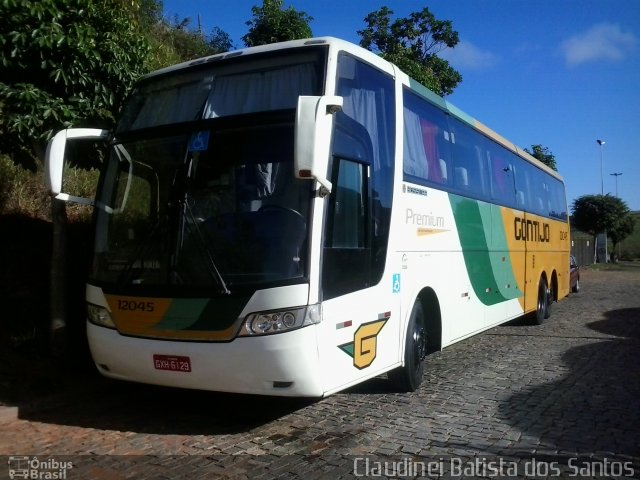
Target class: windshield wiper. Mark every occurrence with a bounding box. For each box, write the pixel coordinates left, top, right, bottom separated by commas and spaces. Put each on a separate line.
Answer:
182, 199, 231, 295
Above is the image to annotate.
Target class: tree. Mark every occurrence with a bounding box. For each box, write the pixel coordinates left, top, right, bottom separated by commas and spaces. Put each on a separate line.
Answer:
525, 144, 557, 171
209, 26, 234, 54
242, 0, 313, 47
358, 6, 462, 96
609, 213, 636, 262
571, 194, 634, 262
0, 0, 151, 168
145, 17, 234, 70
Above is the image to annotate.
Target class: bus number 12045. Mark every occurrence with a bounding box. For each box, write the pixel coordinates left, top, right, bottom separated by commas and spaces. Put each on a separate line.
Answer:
117, 300, 155, 313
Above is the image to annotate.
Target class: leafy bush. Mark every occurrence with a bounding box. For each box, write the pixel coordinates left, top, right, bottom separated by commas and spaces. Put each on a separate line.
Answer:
0, 0, 150, 168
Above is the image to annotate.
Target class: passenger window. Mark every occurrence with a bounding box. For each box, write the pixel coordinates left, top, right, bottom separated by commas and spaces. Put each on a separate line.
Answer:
449, 118, 489, 199
486, 143, 517, 207
403, 89, 451, 185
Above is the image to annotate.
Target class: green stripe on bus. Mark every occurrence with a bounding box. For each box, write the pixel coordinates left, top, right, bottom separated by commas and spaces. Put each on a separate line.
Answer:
407, 78, 447, 110
449, 195, 510, 306
155, 298, 209, 330
488, 209, 523, 300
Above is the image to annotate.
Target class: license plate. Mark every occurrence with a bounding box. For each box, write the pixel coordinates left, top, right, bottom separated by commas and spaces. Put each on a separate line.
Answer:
153, 354, 191, 372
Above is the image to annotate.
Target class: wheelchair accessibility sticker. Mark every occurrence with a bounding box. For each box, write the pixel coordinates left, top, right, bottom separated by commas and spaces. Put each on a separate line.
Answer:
189, 131, 210, 152
392, 273, 401, 293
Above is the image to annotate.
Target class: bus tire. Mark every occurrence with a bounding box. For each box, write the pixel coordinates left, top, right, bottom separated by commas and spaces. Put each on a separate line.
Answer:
531, 277, 549, 325
544, 283, 553, 319
389, 301, 426, 392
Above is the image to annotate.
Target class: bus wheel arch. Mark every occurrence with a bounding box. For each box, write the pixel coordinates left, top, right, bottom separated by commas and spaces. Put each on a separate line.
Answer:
390, 288, 441, 392
550, 269, 559, 302
418, 287, 442, 354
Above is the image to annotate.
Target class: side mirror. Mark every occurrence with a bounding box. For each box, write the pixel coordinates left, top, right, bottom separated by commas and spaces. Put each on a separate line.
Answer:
45, 128, 109, 204
294, 95, 343, 195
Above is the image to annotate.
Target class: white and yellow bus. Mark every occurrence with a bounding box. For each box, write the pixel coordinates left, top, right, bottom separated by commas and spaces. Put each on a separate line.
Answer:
46, 37, 570, 397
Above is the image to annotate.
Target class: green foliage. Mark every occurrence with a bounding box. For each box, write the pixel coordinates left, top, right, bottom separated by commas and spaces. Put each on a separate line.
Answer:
144, 17, 234, 71
243, 0, 313, 47
609, 212, 636, 252
571, 194, 635, 260
525, 144, 557, 171
358, 6, 462, 96
209, 27, 234, 54
0, 0, 150, 168
619, 212, 640, 260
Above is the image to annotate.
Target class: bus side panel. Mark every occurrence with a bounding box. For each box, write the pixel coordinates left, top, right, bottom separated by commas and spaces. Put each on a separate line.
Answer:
318, 281, 401, 394
516, 212, 571, 313
489, 205, 527, 322
447, 196, 526, 328
397, 187, 485, 346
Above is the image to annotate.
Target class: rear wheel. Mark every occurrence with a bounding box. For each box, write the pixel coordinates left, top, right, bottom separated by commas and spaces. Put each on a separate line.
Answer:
531, 277, 549, 325
389, 301, 427, 392
544, 283, 553, 319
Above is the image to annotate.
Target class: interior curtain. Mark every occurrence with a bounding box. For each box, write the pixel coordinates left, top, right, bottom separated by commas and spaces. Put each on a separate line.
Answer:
131, 83, 210, 130
340, 88, 380, 170
420, 120, 442, 183
403, 107, 428, 179
203, 63, 315, 118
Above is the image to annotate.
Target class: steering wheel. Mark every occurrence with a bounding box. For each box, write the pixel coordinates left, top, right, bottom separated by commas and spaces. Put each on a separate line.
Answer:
258, 205, 305, 222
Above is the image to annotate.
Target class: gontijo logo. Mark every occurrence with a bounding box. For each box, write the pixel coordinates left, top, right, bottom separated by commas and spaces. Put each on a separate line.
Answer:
513, 216, 550, 243
338, 314, 389, 369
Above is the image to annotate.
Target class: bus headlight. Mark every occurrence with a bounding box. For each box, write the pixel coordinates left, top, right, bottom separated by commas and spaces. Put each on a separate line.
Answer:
239, 304, 321, 337
87, 303, 116, 329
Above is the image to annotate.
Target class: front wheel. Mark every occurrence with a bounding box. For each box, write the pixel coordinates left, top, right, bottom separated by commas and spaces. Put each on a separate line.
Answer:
389, 301, 427, 392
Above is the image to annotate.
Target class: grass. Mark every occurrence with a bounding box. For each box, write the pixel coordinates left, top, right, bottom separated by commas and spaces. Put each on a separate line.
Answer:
0, 154, 98, 222
586, 261, 640, 272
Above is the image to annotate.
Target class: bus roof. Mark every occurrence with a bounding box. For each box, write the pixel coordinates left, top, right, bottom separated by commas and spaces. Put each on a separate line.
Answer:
141, 37, 562, 182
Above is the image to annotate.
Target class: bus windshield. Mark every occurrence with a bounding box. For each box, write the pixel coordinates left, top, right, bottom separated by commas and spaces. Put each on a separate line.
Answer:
91, 48, 326, 293
92, 112, 311, 292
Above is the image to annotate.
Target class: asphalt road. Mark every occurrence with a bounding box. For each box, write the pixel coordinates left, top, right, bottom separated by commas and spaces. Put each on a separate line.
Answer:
1, 267, 639, 479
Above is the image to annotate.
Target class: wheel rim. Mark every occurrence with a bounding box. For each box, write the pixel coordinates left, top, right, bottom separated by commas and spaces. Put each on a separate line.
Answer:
412, 323, 427, 363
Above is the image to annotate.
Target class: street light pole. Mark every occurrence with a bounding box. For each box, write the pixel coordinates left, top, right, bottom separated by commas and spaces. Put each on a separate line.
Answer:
610, 172, 622, 197
596, 139, 607, 262
597, 139, 605, 195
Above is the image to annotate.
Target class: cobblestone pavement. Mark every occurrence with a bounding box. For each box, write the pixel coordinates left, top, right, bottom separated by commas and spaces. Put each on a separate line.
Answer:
1, 267, 639, 478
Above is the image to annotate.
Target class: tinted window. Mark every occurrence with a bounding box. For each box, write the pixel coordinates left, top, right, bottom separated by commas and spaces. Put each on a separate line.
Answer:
485, 141, 517, 208
403, 89, 452, 186
449, 118, 489, 199
327, 160, 366, 248
322, 55, 395, 298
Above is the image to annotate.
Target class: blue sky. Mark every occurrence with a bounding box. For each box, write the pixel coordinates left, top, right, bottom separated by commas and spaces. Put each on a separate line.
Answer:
163, 0, 640, 210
